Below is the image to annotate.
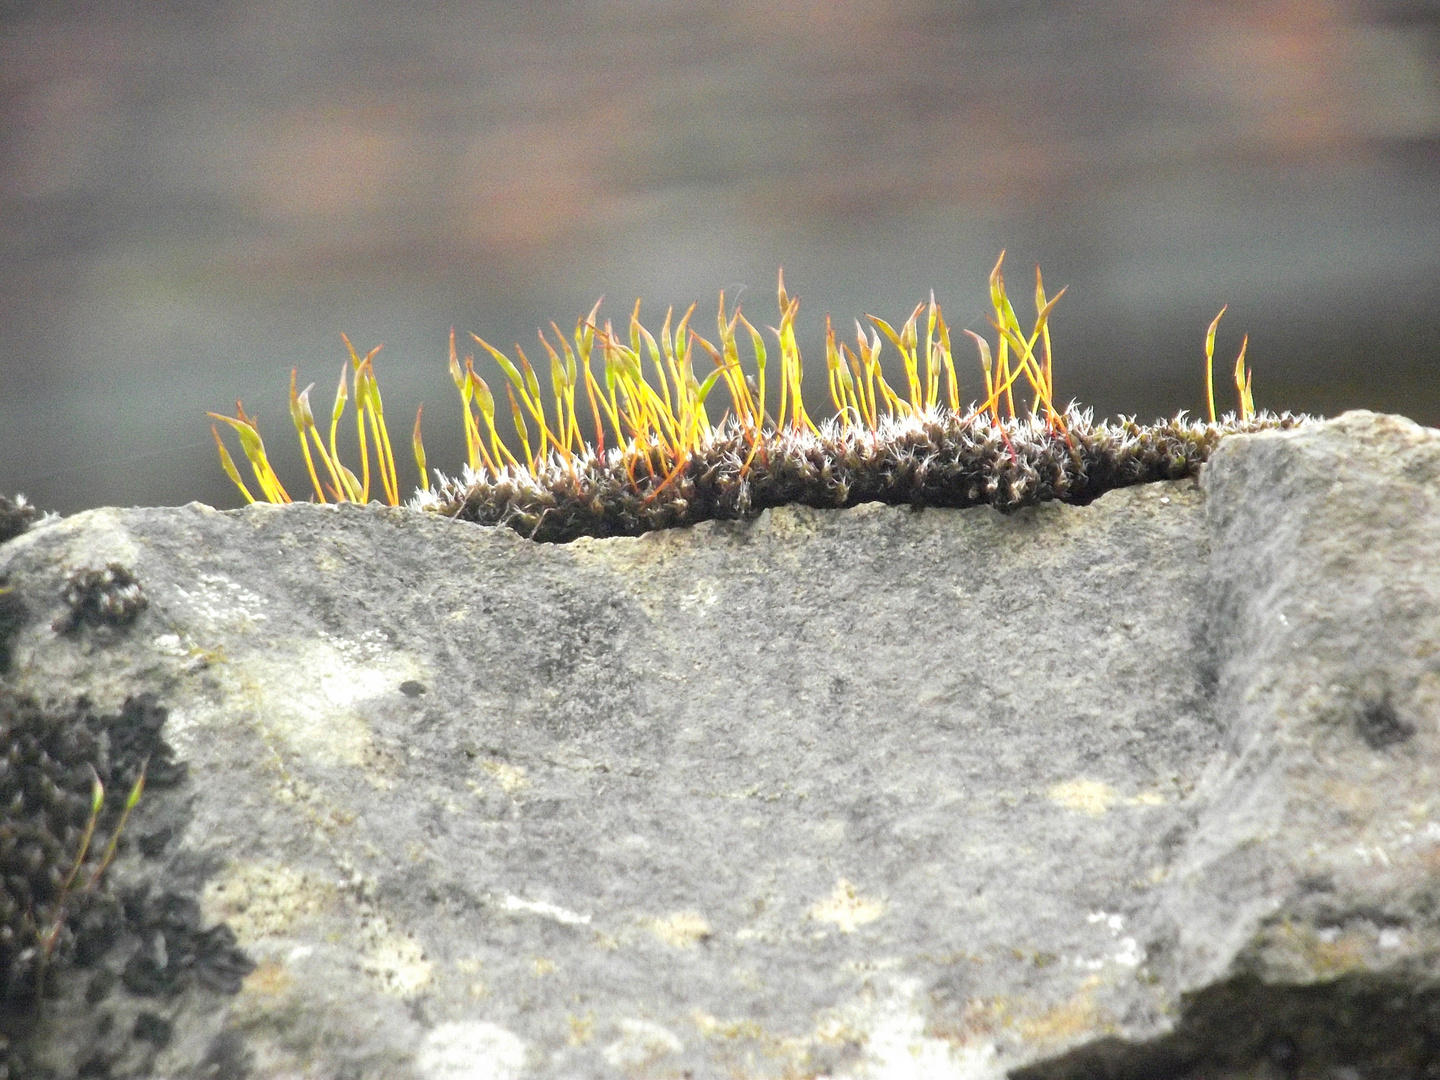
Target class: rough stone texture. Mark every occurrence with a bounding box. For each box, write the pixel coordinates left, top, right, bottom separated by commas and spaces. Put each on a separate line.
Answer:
0, 410, 1437, 1079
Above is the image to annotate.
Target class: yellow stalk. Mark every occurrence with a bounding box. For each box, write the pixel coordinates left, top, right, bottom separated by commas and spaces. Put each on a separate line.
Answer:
824, 315, 861, 423
340, 336, 380, 502
840, 343, 871, 430
361, 359, 400, 505
1205, 306, 1227, 425
737, 312, 768, 431
993, 286, 1067, 426
450, 329, 483, 470
658, 307, 683, 418
208, 411, 290, 503
59, 768, 102, 897
550, 323, 584, 454
573, 302, 606, 451
964, 330, 996, 422
507, 384, 535, 472
854, 323, 881, 425
716, 294, 758, 432
673, 303, 699, 424
1233, 334, 1253, 421
469, 365, 516, 470
513, 345, 551, 459
868, 313, 921, 411
538, 330, 575, 459
925, 293, 939, 411
412, 405, 428, 493
289, 369, 327, 502
211, 424, 255, 503
292, 373, 346, 500
581, 350, 617, 454
326, 362, 360, 501
88, 762, 146, 890
775, 296, 815, 433
934, 305, 960, 414
218, 252, 1266, 511
634, 301, 675, 423
1035, 267, 1055, 422
584, 342, 624, 452
471, 334, 541, 426
509, 345, 547, 458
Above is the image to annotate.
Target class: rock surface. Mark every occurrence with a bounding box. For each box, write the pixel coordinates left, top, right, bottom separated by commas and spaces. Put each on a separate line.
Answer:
1, 410, 1438, 1079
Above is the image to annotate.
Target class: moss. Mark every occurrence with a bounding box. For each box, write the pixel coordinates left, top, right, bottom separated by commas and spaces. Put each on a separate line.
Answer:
0, 576, 24, 674
0, 691, 184, 1011
0, 494, 38, 546
53, 564, 148, 636
417, 407, 1306, 543
211, 255, 1304, 542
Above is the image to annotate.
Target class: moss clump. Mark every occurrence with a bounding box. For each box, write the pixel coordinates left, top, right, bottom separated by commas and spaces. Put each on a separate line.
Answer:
0, 691, 182, 1010
0, 495, 38, 546
211, 253, 1307, 541
416, 407, 1306, 543
53, 563, 148, 636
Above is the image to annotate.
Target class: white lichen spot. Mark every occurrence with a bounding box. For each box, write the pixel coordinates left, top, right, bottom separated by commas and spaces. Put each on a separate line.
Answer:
1085, 912, 1146, 968
809, 879, 885, 934
417, 1021, 527, 1080
648, 911, 712, 947
602, 1019, 683, 1070
679, 580, 720, 611
361, 922, 434, 998
1127, 791, 1166, 806
1048, 779, 1117, 816
480, 759, 528, 794
502, 895, 591, 926
152, 633, 187, 657
173, 572, 269, 630
1114, 937, 1144, 967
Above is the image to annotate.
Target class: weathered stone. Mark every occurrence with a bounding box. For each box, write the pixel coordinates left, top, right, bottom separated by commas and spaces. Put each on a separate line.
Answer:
0, 410, 1437, 1079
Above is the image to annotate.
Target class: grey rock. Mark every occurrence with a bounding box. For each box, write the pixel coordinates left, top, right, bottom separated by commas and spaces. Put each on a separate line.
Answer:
1, 410, 1437, 1079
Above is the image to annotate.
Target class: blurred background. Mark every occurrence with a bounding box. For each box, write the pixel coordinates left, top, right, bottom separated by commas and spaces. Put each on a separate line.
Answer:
2, 0, 1439, 514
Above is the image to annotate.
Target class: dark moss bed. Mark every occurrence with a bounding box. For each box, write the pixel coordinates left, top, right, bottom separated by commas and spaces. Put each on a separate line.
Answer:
418, 409, 1310, 543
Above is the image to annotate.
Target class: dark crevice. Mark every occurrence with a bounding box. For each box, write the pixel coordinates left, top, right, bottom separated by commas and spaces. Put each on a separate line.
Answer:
1013, 973, 1440, 1080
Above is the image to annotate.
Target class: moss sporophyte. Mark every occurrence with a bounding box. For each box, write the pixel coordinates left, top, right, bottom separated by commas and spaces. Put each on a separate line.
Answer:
209, 253, 1308, 543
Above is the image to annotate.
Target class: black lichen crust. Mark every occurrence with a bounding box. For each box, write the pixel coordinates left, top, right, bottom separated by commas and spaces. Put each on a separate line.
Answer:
54, 563, 148, 635
420, 409, 1309, 543
116, 884, 255, 998
0, 495, 38, 546
0, 691, 185, 1008
0, 576, 24, 674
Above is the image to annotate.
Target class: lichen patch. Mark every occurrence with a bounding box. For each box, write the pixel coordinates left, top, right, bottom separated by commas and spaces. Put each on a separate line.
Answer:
647, 910, 712, 947
479, 758, 528, 794
809, 879, 886, 933
1048, 780, 1168, 816
602, 1019, 684, 1070
1048, 779, 1119, 816
201, 860, 336, 942
417, 1021, 527, 1080
238, 636, 422, 770
361, 922, 434, 998
1016, 978, 1105, 1043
